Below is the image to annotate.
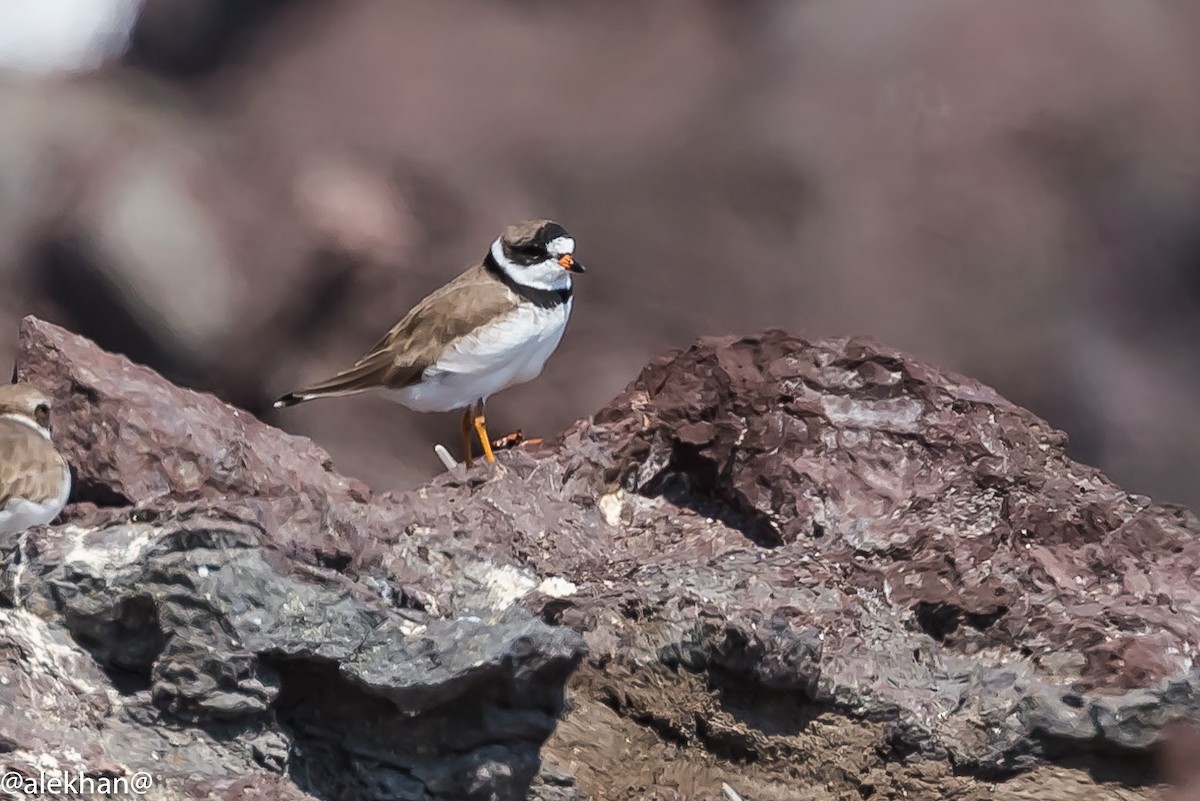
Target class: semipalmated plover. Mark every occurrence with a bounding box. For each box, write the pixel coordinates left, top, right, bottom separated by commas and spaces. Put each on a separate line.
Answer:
274, 219, 584, 467
0, 383, 71, 537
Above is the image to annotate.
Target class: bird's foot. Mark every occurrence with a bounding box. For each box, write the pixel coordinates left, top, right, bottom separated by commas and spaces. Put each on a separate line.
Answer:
436, 425, 538, 473
491, 430, 544, 452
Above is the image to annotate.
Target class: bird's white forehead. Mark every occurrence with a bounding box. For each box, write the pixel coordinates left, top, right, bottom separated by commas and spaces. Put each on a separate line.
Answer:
546, 236, 575, 256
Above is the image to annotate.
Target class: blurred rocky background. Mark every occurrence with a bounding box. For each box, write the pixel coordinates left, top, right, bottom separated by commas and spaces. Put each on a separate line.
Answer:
2, 0, 1199, 503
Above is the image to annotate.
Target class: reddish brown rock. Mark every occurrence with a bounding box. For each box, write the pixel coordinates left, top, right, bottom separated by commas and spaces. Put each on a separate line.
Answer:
14, 315, 369, 509
3, 317, 1199, 801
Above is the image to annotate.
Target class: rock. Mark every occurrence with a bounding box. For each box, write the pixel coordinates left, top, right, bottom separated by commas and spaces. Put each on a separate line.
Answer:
13, 316, 368, 508
6, 512, 582, 799
3, 317, 1199, 800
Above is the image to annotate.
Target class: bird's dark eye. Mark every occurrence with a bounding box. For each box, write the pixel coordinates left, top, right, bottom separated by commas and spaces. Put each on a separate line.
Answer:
34, 403, 50, 428
509, 243, 546, 263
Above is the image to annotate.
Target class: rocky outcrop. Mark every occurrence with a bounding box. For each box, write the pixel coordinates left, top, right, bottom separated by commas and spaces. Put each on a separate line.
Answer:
2, 316, 1198, 800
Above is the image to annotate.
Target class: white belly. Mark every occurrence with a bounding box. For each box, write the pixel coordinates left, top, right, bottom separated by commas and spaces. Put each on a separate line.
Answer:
0, 466, 71, 538
389, 300, 571, 413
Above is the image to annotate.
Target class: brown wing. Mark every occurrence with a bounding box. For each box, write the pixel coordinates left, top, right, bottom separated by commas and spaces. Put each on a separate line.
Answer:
274, 264, 518, 407
0, 421, 66, 507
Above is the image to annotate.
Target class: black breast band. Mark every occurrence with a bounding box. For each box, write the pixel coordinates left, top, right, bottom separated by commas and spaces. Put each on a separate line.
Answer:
484, 252, 572, 309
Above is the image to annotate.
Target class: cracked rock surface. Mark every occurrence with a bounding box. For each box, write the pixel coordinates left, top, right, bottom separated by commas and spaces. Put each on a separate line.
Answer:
2, 316, 1198, 800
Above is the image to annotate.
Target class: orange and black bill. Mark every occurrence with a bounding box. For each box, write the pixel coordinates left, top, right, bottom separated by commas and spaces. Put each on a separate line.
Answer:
558, 254, 585, 273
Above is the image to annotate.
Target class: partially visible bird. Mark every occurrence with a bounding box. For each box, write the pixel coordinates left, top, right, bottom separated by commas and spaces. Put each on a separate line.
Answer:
0, 383, 71, 537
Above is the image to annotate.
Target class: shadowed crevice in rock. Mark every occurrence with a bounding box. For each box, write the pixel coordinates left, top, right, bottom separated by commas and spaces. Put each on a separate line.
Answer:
63, 592, 166, 694
911, 600, 1010, 643
633, 452, 784, 549
269, 653, 574, 801
1026, 735, 1159, 788
4, 317, 1200, 800
69, 478, 135, 510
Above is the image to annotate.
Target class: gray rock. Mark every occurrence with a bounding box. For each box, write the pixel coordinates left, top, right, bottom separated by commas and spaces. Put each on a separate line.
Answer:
4, 318, 1200, 799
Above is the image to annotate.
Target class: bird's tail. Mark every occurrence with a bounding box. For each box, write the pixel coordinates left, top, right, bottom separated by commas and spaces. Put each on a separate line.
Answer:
273, 391, 321, 409
272, 360, 392, 409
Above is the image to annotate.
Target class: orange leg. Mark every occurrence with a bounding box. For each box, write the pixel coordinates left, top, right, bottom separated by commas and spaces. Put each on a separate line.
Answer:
460, 407, 474, 468
472, 401, 496, 463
